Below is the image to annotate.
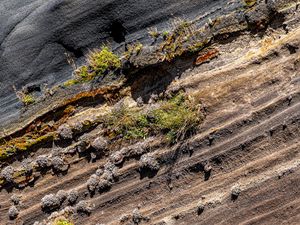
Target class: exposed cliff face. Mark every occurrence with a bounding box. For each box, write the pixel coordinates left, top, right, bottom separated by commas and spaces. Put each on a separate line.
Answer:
0, 0, 228, 128
1, 0, 300, 225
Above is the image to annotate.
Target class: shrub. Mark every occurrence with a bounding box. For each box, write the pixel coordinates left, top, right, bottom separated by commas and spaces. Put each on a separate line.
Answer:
86, 174, 100, 193
51, 156, 68, 172
21, 94, 35, 106
75, 201, 92, 214
56, 190, 67, 203
102, 93, 202, 144
91, 137, 108, 151
152, 93, 201, 143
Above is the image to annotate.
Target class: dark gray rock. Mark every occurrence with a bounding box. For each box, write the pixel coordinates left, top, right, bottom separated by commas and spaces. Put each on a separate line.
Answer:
0, 0, 236, 130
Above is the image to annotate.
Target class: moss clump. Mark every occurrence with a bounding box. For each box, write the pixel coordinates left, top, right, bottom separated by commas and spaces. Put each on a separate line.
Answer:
22, 94, 35, 105
64, 47, 121, 86
53, 218, 74, 225
159, 19, 206, 61
87, 47, 121, 76
243, 0, 257, 7
0, 133, 55, 161
63, 79, 79, 87
103, 93, 203, 143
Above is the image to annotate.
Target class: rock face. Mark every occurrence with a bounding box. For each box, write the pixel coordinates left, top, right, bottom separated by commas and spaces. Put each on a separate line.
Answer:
0, 0, 228, 128
1, 0, 300, 225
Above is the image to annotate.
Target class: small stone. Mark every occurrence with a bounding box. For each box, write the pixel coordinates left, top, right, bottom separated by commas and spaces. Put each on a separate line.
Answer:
90, 152, 98, 160
91, 137, 108, 151
197, 201, 205, 214
231, 185, 242, 199
139, 154, 160, 171
75, 201, 92, 214
136, 97, 144, 107
10, 194, 21, 205
36, 155, 50, 168
110, 151, 124, 165
56, 190, 67, 203
8, 205, 19, 219
57, 124, 73, 139
132, 208, 143, 224
51, 156, 68, 172
77, 141, 88, 153
67, 189, 79, 205
1, 166, 15, 182
95, 168, 104, 176
41, 194, 60, 209
204, 164, 212, 173
87, 174, 100, 192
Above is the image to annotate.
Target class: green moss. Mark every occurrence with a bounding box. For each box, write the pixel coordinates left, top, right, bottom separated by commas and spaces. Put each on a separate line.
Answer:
87, 47, 121, 76
0, 133, 55, 161
63, 79, 79, 87
243, 0, 257, 7
53, 219, 74, 225
21, 94, 35, 106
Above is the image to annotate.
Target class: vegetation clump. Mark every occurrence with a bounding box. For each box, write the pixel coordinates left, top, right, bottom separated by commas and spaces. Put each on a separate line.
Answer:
102, 93, 202, 143
53, 218, 74, 225
243, 0, 257, 7
74, 47, 121, 82
123, 42, 143, 60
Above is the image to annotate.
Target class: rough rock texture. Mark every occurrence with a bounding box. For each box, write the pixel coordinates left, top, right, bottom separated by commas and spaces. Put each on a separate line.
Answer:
0, 0, 300, 225
0, 0, 227, 129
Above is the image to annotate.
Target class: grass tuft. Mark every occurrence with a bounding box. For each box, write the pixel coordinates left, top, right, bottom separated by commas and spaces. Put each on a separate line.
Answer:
102, 93, 203, 143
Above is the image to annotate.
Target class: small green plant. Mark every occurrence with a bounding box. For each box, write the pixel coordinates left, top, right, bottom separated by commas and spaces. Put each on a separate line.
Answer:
123, 42, 143, 60
13, 85, 36, 106
148, 27, 160, 39
65, 46, 121, 85
87, 47, 121, 76
162, 31, 170, 40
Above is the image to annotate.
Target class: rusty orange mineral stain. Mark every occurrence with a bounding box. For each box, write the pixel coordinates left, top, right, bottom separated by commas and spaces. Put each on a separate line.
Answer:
195, 48, 219, 66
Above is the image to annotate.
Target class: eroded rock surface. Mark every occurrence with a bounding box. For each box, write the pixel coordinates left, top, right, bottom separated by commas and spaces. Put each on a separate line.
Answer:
1, 0, 300, 225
